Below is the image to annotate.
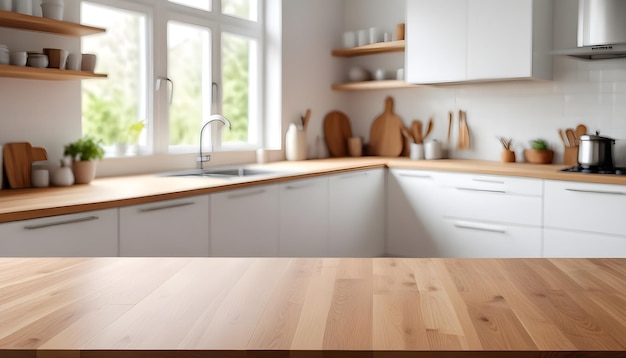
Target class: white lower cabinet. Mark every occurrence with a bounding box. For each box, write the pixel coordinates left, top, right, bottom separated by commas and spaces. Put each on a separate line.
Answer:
544, 228, 626, 258
0, 209, 118, 257
544, 180, 626, 258
329, 169, 385, 257
119, 196, 210, 257
387, 169, 444, 257
440, 218, 542, 258
211, 184, 279, 257
279, 177, 329, 257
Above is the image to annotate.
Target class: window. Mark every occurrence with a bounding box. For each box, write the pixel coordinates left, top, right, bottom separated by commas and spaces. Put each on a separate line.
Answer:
81, 0, 263, 157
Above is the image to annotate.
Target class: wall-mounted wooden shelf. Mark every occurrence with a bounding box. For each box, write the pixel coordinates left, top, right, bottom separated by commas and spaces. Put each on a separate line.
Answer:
332, 80, 418, 91
0, 10, 105, 37
331, 40, 405, 57
0, 64, 107, 81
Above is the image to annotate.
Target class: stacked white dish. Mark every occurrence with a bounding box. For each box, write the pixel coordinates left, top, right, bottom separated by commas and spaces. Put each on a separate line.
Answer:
41, 0, 63, 20
0, 45, 9, 65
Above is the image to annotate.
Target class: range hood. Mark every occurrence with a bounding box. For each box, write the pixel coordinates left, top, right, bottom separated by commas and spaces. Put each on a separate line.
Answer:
564, 0, 626, 60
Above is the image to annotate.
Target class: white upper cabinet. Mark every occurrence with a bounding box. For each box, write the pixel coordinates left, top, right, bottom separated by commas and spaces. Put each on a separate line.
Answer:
406, 0, 552, 84
406, 0, 468, 84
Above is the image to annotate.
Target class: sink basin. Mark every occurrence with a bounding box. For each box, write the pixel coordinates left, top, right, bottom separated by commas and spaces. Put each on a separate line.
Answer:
160, 166, 295, 179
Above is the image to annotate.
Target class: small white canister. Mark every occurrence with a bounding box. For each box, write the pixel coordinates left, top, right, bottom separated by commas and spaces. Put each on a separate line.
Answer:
285, 123, 307, 161
424, 139, 443, 160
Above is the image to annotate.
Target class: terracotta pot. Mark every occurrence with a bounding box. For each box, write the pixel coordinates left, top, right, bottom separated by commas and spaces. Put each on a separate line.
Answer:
72, 160, 97, 184
524, 149, 554, 164
500, 149, 516, 163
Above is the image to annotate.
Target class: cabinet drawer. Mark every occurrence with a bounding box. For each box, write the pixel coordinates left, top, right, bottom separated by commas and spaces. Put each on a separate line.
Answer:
438, 173, 543, 226
120, 196, 210, 257
0, 209, 118, 257
439, 218, 542, 258
544, 180, 626, 236
544, 228, 626, 258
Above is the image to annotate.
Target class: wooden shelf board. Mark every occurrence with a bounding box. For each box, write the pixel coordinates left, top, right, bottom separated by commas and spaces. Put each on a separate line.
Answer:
0, 10, 105, 37
332, 40, 405, 57
0, 64, 107, 80
332, 80, 419, 91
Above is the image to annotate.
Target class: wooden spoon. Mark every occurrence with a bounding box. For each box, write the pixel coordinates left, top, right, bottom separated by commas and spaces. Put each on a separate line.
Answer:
558, 129, 568, 147
302, 108, 311, 129
423, 117, 433, 141
412, 120, 423, 144
565, 129, 577, 148
575, 124, 587, 145
447, 111, 453, 145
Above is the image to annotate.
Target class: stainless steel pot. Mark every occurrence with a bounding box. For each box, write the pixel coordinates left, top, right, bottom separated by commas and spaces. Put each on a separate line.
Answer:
578, 132, 615, 168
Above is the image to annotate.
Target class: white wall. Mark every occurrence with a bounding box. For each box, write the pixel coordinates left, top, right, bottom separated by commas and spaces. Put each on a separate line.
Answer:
280, 0, 345, 159
342, 0, 626, 166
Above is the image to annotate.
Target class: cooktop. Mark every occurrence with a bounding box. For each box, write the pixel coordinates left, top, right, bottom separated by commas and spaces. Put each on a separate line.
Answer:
561, 165, 626, 175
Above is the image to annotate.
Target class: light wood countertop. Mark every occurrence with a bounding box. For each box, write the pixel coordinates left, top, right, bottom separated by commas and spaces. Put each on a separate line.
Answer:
1, 157, 626, 223
0, 257, 624, 357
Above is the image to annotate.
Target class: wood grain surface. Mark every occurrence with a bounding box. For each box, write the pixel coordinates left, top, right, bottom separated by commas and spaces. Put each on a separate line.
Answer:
0, 257, 624, 358
323, 111, 353, 157
369, 97, 404, 157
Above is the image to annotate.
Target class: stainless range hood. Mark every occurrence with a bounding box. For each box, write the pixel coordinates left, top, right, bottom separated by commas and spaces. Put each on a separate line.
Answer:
564, 0, 626, 60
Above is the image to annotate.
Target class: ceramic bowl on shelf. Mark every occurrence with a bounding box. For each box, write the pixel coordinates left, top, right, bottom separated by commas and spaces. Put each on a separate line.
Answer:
26, 53, 49, 68
0, 45, 9, 65
41, 2, 63, 20
348, 67, 371, 82
43, 48, 68, 69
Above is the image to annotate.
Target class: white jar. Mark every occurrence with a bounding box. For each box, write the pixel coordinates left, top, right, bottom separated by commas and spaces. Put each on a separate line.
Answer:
285, 123, 307, 161
13, 0, 31, 14
424, 140, 443, 160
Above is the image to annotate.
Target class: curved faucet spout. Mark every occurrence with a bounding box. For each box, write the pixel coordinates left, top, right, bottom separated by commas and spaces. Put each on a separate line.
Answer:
198, 114, 232, 169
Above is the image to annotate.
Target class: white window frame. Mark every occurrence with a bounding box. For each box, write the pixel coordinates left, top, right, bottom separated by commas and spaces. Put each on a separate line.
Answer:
81, 0, 265, 157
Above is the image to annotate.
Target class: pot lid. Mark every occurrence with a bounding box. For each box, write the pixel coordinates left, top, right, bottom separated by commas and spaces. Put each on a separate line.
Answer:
579, 131, 615, 142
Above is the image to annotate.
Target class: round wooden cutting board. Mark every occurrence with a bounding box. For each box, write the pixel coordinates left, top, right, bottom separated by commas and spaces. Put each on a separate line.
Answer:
369, 97, 403, 157
323, 111, 353, 157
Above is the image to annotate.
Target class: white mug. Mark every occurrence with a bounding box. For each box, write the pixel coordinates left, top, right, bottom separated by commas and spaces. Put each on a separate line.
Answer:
66, 53, 81, 71
410, 143, 424, 160
424, 140, 443, 160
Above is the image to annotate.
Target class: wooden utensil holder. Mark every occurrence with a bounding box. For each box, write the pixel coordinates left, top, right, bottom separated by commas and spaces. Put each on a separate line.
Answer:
564, 146, 578, 166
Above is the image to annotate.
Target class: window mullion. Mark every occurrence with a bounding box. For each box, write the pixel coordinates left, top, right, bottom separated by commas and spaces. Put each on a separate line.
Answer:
152, 2, 170, 155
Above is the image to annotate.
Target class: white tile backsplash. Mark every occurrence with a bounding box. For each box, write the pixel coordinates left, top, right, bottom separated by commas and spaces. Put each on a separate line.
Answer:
343, 55, 626, 165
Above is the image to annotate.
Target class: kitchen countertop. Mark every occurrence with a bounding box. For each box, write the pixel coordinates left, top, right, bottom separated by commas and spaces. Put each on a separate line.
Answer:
2, 157, 626, 223
0, 257, 624, 357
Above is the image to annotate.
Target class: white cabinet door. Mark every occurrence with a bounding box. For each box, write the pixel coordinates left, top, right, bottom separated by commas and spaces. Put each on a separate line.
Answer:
387, 169, 444, 257
0, 209, 118, 257
279, 177, 329, 257
467, 0, 533, 80
544, 180, 626, 236
544, 228, 626, 258
211, 184, 279, 257
406, 0, 551, 84
329, 169, 385, 257
440, 218, 542, 258
438, 172, 543, 226
406, 0, 468, 84
119, 196, 210, 257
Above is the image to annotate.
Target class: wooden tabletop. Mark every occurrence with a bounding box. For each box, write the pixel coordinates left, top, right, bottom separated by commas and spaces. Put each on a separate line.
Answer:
0, 257, 625, 357
2, 157, 626, 223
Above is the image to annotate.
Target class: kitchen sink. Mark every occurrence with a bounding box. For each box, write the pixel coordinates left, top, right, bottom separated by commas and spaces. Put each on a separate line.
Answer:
160, 166, 296, 179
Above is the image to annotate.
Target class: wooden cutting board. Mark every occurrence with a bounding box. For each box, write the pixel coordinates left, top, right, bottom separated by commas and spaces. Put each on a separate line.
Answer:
369, 97, 403, 157
3, 142, 33, 189
323, 111, 352, 157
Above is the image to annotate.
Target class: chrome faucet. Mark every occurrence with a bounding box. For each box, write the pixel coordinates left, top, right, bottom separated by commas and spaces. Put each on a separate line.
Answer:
198, 114, 232, 169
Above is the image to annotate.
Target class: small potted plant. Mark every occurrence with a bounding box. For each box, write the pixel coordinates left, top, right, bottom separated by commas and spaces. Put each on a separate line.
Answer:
498, 137, 515, 163
64, 136, 105, 184
524, 138, 554, 164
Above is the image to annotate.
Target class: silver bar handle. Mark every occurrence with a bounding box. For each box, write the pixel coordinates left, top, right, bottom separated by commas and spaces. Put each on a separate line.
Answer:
286, 183, 315, 190
228, 189, 266, 199
338, 171, 369, 180
565, 188, 626, 196
453, 221, 507, 234
472, 178, 505, 184
456, 187, 507, 194
399, 173, 432, 179
139, 202, 195, 213
24, 216, 99, 230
